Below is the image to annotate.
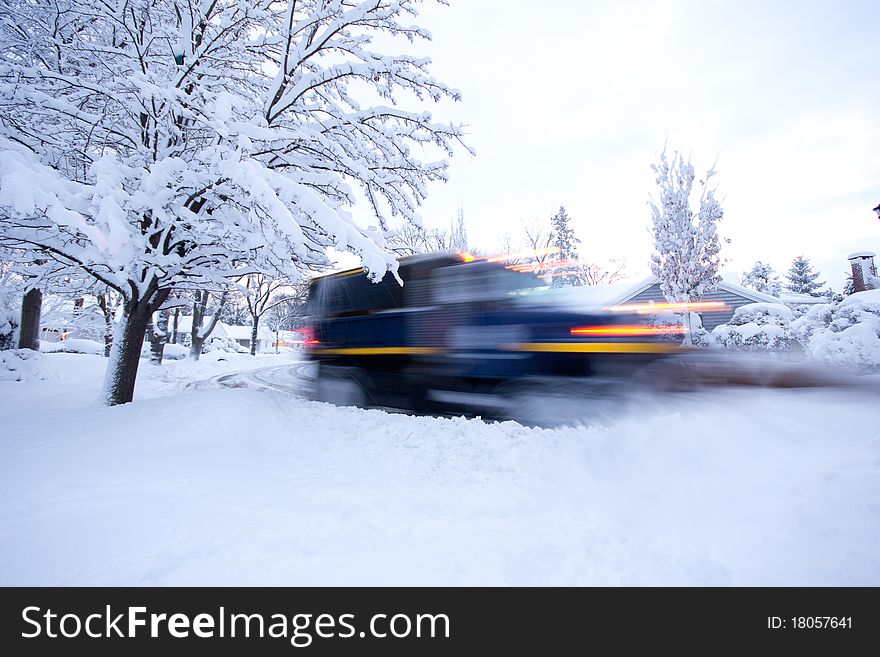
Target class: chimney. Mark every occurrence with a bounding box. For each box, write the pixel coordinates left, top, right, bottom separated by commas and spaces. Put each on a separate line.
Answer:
848, 251, 876, 292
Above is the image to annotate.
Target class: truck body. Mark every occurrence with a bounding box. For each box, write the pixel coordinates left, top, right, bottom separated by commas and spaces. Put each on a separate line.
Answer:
303, 252, 681, 416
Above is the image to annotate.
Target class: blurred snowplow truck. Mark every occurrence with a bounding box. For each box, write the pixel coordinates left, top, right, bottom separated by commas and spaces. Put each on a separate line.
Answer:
302, 252, 683, 418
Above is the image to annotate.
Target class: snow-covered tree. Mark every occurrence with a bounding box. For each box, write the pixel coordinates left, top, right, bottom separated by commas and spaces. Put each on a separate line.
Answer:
741, 261, 782, 297
581, 259, 628, 286
784, 256, 826, 296
549, 206, 584, 287
0, 0, 469, 404
219, 293, 251, 328
265, 281, 311, 332
189, 290, 227, 361
450, 207, 469, 252
0, 260, 24, 350
243, 273, 289, 356
648, 149, 724, 344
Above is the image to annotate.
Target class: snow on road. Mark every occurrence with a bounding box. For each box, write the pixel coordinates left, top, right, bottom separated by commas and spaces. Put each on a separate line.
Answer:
1, 351, 879, 585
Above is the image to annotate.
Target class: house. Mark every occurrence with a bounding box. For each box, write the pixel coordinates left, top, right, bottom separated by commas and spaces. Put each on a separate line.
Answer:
601, 275, 826, 331
222, 323, 273, 352
166, 315, 229, 344
166, 314, 275, 352
534, 274, 826, 333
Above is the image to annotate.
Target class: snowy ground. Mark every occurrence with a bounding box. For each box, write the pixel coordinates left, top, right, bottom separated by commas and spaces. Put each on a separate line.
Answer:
1, 350, 879, 585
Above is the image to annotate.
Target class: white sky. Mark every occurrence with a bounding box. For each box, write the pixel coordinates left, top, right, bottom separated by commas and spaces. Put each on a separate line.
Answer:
400, 0, 880, 289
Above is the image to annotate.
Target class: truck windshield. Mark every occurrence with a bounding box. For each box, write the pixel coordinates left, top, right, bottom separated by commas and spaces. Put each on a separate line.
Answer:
431, 261, 543, 304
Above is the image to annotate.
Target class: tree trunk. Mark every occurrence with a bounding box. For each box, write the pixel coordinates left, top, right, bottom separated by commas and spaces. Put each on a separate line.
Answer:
250, 315, 259, 356
682, 311, 694, 347
97, 293, 114, 357
189, 290, 207, 361
18, 288, 42, 351
170, 307, 180, 344
102, 289, 170, 406
190, 290, 226, 361
148, 309, 169, 365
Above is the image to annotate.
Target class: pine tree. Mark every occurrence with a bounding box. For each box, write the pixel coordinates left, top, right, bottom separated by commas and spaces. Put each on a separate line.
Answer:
549, 206, 583, 287
784, 256, 826, 296
450, 207, 469, 252
741, 261, 782, 297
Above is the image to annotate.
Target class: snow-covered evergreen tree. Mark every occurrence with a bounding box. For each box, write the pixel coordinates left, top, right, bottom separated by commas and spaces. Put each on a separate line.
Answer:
450, 208, 469, 252
741, 261, 782, 297
549, 206, 584, 287
648, 149, 723, 344
0, 0, 469, 404
784, 256, 826, 296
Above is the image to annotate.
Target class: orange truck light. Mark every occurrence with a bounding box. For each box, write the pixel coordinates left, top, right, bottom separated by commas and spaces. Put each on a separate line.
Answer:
570, 324, 689, 337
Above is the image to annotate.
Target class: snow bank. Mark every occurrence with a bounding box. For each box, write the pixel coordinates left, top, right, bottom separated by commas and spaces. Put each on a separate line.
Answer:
41, 338, 104, 355
139, 342, 189, 360
0, 349, 57, 382
1, 354, 879, 586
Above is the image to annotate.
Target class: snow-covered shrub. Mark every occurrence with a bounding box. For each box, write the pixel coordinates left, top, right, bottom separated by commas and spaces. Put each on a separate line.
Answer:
648, 310, 685, 341
0, 297, 17, 351
789, 302, 834, 347
0, 276, 21, 350
162, 344, 189, 360
138, 342, 188, 361
203, 337, 248, 354
688, 312, 710, 347
0, 349, 57, 381
41, 338, 104, 355
710, 303, 794, 351
798, 290, 880, 372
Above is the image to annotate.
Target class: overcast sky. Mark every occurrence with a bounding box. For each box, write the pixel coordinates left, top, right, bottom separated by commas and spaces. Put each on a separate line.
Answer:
405, 0, 880, 289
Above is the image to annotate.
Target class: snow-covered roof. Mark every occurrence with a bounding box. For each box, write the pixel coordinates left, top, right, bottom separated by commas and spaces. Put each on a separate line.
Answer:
599, 275, 783, 306
222, 324, 272, 341
543, 275, 829, 310
170, 315, 228, 339
170, 317, 272, 341
777, 291, 827, 305
840, 288, 880, 306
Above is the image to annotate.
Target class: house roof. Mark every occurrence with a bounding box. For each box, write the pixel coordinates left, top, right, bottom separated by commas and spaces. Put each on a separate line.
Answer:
527, 274, 828, 314
170, 316, 273, 341
171, 315, 228, 339
607, 275, 828, 306
222, 324, 272, 340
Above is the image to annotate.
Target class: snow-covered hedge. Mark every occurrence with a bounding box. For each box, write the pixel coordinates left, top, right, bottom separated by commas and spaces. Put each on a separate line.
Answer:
710, 303, 794, 351
203, 336, 249, 354
0, 349, 57, 381
41, 338, 104, 355
162, 343, 189, 360
792, 290, 880, 372
139, 342, 189, 361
